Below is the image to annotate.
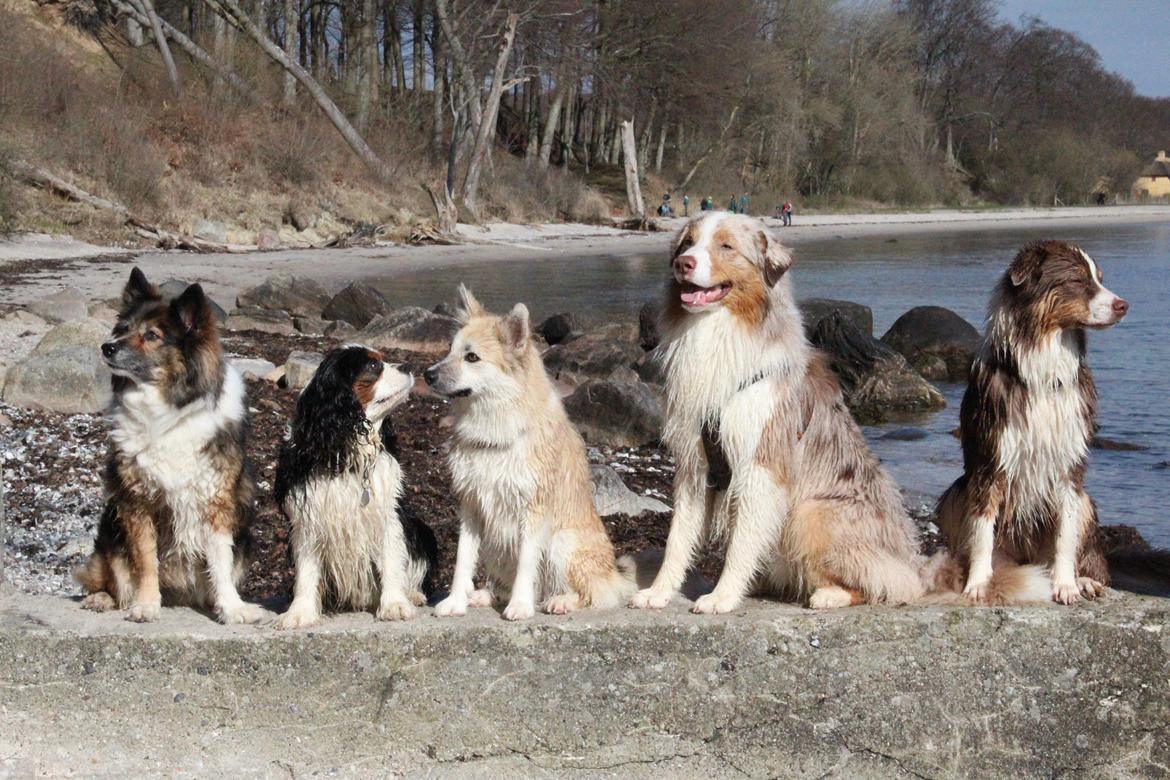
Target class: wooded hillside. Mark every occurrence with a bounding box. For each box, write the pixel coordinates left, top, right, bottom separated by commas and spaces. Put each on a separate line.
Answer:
1, 0, 1167, 240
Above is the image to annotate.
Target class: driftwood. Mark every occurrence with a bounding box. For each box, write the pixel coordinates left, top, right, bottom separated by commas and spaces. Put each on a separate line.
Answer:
10, 160, 244, 253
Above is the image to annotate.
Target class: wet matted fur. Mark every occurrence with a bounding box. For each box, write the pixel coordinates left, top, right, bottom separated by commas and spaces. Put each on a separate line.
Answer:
424, 287, 634, 620
75, 268, 262, 624
273, 346, 438, 628
936, 240, 1129, 605
631, 213, 981, 613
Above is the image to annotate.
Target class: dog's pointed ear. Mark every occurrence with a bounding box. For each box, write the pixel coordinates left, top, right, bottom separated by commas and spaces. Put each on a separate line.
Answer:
456, 284, 484, 323
121, 267, 159, 310
171, 283, 213, 334
501, 303, 530, 352
757, 229, 793, 287
1009, 242, 1046, 287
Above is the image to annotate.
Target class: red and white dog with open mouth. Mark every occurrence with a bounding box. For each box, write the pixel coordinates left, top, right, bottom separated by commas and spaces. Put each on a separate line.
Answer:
631, 212, 932, 612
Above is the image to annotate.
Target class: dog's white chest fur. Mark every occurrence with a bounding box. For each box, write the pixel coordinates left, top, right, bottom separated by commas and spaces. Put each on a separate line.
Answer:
449, 435, 536, 560
288, 448, 402, 607
997, 332, 1089, 518
110, 367, 245, 563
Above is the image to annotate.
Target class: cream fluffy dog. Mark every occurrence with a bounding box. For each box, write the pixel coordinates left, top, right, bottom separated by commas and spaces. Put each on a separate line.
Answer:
424, 287, 633, 620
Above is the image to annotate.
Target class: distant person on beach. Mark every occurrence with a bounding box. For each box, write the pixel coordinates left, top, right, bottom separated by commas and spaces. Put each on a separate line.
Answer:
728, 196, 737, 214
738, 194, 749, 215
782, 201, 793, 226
683, 194, 690, 216
658, 193, 674, 217
702, 196, 714, 211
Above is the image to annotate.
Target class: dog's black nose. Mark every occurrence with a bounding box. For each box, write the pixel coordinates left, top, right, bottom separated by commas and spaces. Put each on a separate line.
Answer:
399, 362, 415, 376
423, 366, 439, 386
101, 341, 118, 358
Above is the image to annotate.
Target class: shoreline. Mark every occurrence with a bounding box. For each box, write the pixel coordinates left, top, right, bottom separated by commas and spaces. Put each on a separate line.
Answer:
0, 204, 1166, 308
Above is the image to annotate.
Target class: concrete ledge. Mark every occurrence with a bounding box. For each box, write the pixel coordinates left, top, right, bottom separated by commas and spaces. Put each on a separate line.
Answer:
2, 589, 1168, 778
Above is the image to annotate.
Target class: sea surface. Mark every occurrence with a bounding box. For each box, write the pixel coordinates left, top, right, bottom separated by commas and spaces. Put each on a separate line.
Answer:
372, 221, 1170, 545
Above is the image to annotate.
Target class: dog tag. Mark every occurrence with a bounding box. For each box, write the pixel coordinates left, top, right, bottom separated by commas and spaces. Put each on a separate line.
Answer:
361, 486, 371, 506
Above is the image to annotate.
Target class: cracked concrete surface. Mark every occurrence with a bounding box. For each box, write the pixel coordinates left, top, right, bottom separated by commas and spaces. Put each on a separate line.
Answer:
1, 588, 1168, 778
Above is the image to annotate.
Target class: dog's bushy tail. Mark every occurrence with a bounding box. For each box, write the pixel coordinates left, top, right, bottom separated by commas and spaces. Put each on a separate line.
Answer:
584, 553, 641, 609
918, 551, 1050, 605
1106, 547, 1170, 597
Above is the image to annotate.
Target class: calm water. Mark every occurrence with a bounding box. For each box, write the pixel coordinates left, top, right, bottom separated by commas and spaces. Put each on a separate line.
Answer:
372, 222, 1170, 545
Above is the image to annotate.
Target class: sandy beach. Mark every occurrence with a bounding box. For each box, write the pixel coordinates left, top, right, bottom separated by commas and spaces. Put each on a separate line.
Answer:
0, 204, 1166, 310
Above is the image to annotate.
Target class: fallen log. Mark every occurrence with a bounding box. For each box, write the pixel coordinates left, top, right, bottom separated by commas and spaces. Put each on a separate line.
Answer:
10, 160, 249, 253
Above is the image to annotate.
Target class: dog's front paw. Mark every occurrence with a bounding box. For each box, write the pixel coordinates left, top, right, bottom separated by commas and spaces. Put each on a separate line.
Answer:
377, 600, 415, 621
81, 592, 116, 612
272, 606, 321, 630
962, 578, 991, 602
1052, 578, 1082, 605
126, 602, 161, 623
467, 588, 494, 608
218, 602, 265, 625
502, 601, 535, 621
629, 588, 672, 610
1077, 577, 1105, 599
808, 587, 854, 610
544, 594, 579, 615
691, 591, 740, 615
434, 595, 468, 617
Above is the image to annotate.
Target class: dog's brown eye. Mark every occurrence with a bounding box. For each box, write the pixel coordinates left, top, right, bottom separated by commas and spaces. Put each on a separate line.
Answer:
143, 330, 160, 342
721, 243, 733, 250
465, 352, 480, 363
367, 359, 382, 372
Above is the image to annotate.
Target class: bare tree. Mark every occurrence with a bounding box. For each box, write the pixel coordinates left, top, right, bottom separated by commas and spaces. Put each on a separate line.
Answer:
134, 0, 183, 99
460, 12, 519, 217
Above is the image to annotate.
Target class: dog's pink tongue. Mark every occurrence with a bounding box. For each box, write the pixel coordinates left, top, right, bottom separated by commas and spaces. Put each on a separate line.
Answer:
682, 286, 721, 306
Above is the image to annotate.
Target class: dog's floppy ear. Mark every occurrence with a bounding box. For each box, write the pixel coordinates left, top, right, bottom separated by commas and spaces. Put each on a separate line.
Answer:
1009, 242, 1047, 287
757, 229, 793, 287
501, 303, 530, 352
121, 267, 159, 311
171, 283, 213, 334
456, 284, 484, 323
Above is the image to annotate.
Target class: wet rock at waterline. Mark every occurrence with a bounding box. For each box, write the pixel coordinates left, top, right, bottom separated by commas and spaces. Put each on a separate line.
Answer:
811, 313, 945, 423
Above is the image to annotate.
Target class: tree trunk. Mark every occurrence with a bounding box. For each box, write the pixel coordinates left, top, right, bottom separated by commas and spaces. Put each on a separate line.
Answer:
385, 1, 406, 91
460, 12, 518, 219
679, 104, 740, 191
560, 84, 577, 171
433, 0, 482, 128
430, 15, 445, 152
282, 0, 299, 104
539, 81, 564, 167
608, 120, 621, 165
355, 0, 379, 131
412, 0, 425, 91
621, 119, 644, 218
638, 97, 656, 169
525, 76, 541, 163
654, 121, 667, 173
136, 0, 182, 99
204, 0, 395, 183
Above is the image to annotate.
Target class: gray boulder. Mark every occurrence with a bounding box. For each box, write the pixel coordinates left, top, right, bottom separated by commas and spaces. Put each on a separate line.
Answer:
543, 323, 641, 380
192, 219, 228, 244
324, 320, 358, 340
236, 274, 330, 318
158, 279, 227, 322
283, 351, 324, 389
27, 288, 88, 324
31, 319, 109, 356
224, 307, 295, 335
881, 306, 981, 382
293, 316, 328, 336
590, 464, 670, 517
810, 313, 945, 423
632, 352, 666, 385
2, 347, 112, 413
322, 282, 391, 328
638, 301, 662, 351
535, 313, 578, 346
564, 379, 664, 447
799, 298, 874, 337
229, 357, 277, 380
357, 307, 460, 353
